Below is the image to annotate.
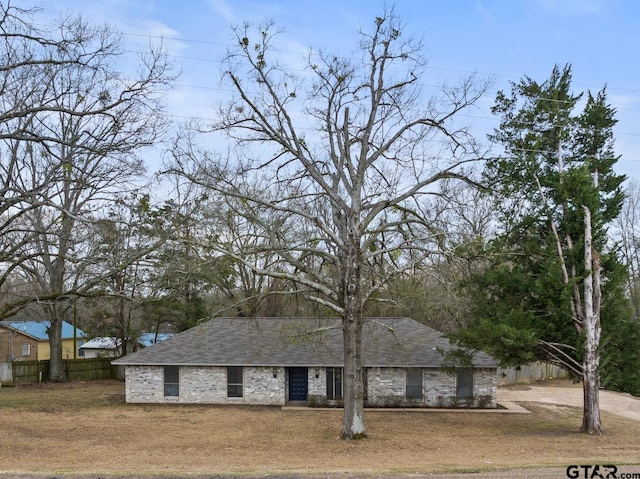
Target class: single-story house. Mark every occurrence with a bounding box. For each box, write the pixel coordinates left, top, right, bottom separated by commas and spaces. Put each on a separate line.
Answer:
79, 337, 122, 358
80, 333, 174, 358
0, 320, 87, 361
113, 317, 497, 408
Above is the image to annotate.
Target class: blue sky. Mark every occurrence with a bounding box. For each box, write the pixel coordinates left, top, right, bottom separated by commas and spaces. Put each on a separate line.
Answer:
35, 0, 640, 180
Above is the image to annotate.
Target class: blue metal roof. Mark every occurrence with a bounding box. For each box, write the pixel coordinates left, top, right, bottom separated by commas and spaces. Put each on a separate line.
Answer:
0, 320, 87, 340
137, 332, 174, 348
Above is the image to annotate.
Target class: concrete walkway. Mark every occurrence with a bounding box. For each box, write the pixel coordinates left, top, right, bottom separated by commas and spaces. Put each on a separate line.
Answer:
498, 383, 640, 421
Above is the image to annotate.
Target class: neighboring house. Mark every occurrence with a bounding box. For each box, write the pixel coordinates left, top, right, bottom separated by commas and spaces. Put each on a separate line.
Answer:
113, 317, 498, 408
80, 333, 174, 358
0, 321, 87, 361
79, 337, 122, 358
137, 332, 174, 348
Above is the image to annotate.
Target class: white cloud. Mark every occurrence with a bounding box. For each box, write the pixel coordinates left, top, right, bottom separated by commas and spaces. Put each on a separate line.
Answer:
208, 0, 236, 23
130, 20, 187, 56
136, 20, 180, 39
474, 1, 496, 24
609, 92, 640, 110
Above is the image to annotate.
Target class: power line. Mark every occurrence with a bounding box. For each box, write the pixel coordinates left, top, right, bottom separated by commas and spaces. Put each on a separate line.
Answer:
31, 22, 640, 150
120, 31, 640, 96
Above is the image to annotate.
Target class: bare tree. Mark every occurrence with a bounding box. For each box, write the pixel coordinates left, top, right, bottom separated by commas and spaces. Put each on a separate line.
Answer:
170, 11, 489, 439
0, 2, 90, 297
615, 180, 640, 321
84, 193, 180, 355
0, 4, 174, 380
368, 180, 495, 333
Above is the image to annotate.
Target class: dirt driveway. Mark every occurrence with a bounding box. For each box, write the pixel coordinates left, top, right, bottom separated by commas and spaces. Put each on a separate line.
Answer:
499, 381, 640, 422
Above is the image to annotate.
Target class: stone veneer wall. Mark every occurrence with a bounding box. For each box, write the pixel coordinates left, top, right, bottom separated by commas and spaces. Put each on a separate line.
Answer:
472, 368, 497, 408
123, 366, 163, 402
423, 368, 456, 407
124, 365, 286, 405
124, 365, 497, 408
366, 367, 406, 406
307, 367, 326, 398
366, 367, 497, 408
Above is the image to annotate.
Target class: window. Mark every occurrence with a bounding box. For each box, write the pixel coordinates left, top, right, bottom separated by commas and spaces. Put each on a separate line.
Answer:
164, 366, 179, 397
21, 343, 31, 357
227, 366, 243, 397
326, 367, 343, 400
457, 368, 474, 399
363, 368, 369, 402
406, 368, 422, 400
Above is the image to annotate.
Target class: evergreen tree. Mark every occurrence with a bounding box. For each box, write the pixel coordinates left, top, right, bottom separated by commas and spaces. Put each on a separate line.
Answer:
456, 65, 637, 435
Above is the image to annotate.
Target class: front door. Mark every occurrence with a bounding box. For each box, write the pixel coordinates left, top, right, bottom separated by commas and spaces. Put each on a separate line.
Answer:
456, 368, 474, 399
288, 367, 308, 401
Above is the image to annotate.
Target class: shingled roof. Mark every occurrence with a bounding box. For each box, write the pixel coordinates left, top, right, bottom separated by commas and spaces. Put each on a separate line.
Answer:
112, 317, 496, 368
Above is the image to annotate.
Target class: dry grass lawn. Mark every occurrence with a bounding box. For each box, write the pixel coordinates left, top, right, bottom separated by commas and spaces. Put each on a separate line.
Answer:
0, 380, 639, 478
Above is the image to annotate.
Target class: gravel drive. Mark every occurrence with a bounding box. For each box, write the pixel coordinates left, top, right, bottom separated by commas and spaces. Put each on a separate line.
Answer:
499, 382, 640, 422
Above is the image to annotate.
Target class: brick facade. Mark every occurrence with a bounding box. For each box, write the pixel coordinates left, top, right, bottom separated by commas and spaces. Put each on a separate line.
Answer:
124, 365, 287, 404
0, 327, 38, 361
365, 367, 496, 408
123, 365, 497, 408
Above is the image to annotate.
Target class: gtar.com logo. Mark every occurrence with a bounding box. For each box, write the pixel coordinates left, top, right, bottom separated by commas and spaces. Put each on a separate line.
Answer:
566, 465, 617, 479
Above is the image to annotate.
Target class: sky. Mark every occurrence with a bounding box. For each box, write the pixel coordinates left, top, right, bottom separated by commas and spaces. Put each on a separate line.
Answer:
32, 0, 640, 181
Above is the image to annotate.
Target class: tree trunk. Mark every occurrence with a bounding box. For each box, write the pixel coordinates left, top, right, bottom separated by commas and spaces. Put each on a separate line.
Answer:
340, 225, 366, 440
47, 313, 66, 382
581, 206, 605, 434
341, 314, 366, 440
46, 253, 69, 382
582, 348, 604, 434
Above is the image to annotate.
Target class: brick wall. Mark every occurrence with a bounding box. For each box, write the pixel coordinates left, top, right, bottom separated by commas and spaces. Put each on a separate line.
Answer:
366, 367, 496, 408
0, 328, 38, 362
124, 365, 286, 405
473, 368, 497, 408
123, 365, 497, 408
366, 367, 405, 405
307, 367, 325, 397
423, 367, 457, 407
124, 365, 165, 402
0, 329, 13, 362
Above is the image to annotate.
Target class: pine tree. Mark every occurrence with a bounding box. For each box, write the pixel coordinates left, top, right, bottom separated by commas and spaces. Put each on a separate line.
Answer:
457, 65, 632, 434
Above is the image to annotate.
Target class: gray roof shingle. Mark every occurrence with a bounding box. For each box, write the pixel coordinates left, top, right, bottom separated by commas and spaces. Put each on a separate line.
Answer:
112, 317, 496, 368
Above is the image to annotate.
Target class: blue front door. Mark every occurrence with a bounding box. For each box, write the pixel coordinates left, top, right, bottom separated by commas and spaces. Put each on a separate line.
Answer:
288, 367, 308, 401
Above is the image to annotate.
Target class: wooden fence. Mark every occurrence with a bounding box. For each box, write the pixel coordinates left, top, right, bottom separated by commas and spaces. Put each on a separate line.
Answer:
498, 361, 570, 385
0, 358, 568, 387
0, 358, 121, 386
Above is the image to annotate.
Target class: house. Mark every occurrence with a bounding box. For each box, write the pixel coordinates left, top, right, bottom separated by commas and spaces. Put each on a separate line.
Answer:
113, 317, 498, 408
137, 332, 174, 348
0, 320, 87, 361
79, 337, 122, 358
80, 333, 174, 358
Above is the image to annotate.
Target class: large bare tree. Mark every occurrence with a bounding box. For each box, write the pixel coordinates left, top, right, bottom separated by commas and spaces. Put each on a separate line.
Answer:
0, 3, 174, 380
170, 11, 489, 439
